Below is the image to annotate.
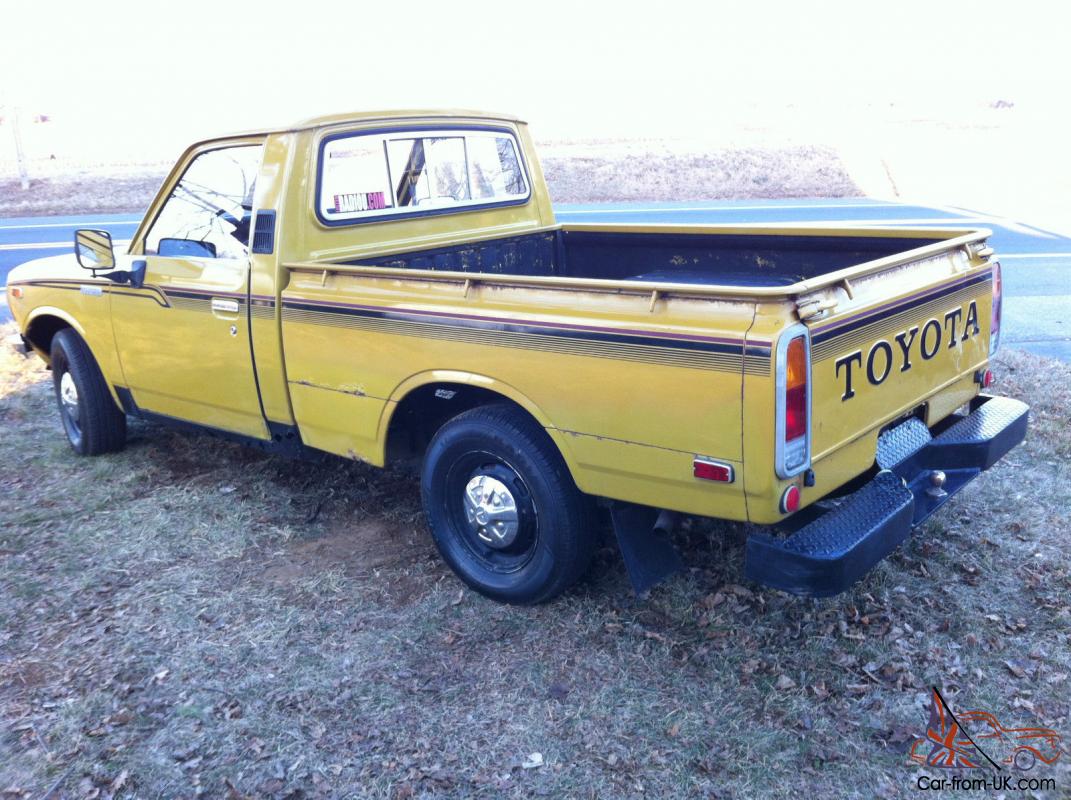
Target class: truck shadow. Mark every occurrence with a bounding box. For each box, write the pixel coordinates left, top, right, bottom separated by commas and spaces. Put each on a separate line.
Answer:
124, 415, 753, 602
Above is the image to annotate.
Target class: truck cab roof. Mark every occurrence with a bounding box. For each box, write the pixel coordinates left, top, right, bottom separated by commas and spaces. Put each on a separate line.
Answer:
201, 108, 526, 147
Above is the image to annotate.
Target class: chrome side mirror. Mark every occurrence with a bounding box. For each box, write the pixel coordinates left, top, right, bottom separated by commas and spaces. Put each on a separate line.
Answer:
74, 229, 116, 272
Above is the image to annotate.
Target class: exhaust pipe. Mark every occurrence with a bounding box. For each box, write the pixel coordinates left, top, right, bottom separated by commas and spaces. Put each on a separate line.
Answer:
653, 509, 681, 537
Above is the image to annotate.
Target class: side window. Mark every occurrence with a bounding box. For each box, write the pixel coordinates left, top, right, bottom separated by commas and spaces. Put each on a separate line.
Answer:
318, 129, 529, 224
145, 144, 264, 259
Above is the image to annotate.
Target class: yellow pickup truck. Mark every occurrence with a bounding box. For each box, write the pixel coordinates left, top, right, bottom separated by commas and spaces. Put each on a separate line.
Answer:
6, 109, 1028, 603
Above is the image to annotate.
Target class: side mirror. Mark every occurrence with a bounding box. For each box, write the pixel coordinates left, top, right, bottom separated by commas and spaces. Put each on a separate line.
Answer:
74, 229, 116, 272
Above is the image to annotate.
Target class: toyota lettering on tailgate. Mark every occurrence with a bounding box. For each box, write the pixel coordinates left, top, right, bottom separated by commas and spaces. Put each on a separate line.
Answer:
834, 300, 981, 401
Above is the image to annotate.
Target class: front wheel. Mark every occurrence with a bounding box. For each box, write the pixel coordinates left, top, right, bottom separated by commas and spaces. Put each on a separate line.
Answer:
50, 329, 127, 456
420, 404, 595, 604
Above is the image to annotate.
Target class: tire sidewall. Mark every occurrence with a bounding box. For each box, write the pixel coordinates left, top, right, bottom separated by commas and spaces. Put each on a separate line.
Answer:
50, 335, 86, 454
422, 416, 574, 603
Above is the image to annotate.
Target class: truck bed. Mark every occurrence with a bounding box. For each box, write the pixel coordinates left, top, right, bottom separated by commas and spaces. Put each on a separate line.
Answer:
345, 224, 950, 290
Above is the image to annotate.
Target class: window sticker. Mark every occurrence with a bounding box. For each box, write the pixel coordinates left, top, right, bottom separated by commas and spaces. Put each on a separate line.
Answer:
332, 191, 390, 214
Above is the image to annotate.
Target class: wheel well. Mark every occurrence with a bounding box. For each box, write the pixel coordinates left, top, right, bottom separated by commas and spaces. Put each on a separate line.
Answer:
385, 383, 542, 466
24, 315, 72, 360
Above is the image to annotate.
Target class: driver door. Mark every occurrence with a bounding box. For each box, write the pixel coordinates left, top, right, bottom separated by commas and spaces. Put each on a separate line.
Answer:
111, 142, 268, 439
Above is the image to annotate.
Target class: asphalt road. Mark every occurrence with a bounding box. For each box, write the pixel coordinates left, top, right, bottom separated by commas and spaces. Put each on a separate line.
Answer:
2, 200, 1069, 360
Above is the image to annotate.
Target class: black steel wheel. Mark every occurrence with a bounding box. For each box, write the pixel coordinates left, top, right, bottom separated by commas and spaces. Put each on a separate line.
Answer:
421, 404, 595, 604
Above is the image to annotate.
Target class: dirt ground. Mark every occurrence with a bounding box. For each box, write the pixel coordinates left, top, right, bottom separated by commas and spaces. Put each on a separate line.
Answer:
1, 330, 1069, 799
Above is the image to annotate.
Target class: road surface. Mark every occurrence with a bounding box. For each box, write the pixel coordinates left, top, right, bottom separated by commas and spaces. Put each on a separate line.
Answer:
2, 200, 1068, 360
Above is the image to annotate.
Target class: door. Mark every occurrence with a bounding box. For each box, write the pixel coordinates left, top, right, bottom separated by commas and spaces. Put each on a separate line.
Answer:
112, 143, 268, 438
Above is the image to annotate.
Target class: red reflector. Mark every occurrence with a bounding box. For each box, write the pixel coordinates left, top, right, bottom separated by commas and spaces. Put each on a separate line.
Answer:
9, 287, 22, 299
983, 369, 994, 388
780, 485, 801, 514
694, 459, 733, 483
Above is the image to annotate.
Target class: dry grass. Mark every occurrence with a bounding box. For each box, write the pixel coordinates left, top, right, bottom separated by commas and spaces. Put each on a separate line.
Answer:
540, 141, 860, 203
0, 141, 860, 218
0, 167, 168, 218
1, 324, 1069, 799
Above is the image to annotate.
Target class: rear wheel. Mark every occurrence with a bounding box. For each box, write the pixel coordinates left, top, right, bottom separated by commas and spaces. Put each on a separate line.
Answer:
50, 329, 126, 456
420, 404, 595, 604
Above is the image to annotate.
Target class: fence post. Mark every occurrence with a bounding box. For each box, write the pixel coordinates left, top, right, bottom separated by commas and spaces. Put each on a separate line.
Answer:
13, 107, 30, 190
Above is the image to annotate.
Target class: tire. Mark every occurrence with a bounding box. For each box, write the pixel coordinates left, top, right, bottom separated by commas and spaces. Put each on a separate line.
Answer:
50, 329, 127, 456
420, 403, 595, 604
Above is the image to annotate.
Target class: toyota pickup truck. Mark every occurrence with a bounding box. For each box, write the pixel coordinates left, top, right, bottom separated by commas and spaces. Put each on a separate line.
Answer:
6, 109, 1028, 604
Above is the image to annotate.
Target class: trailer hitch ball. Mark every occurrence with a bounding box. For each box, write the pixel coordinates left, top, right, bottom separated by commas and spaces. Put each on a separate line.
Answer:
926, 470, 948, 499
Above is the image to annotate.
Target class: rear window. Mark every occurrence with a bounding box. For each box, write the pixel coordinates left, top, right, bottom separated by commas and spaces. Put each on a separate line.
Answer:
318, 128, 529, 224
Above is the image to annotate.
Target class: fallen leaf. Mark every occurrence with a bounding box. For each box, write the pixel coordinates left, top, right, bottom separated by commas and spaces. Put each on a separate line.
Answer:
1004, 660, 1027, 679
775, 675, 797, 690
109, 771, 129, 793
225, 779, 254, 800
701, 592, 726, 609
521, 753, 544, 770
108, 708, 133, 726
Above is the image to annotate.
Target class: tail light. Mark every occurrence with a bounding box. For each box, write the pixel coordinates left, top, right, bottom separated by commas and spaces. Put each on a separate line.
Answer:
775, 325, 811, 478
990, 262, 1002, 353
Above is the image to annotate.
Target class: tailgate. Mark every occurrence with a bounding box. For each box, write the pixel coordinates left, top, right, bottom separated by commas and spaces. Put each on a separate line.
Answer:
805, 247, 995, 460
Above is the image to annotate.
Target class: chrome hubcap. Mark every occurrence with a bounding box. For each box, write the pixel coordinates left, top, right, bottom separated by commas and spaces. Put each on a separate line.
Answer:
60, 372, 80, 423
463, 474, 520, 548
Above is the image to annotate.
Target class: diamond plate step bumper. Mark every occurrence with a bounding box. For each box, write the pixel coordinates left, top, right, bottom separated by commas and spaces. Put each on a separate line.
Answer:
745, 395, 1029, 597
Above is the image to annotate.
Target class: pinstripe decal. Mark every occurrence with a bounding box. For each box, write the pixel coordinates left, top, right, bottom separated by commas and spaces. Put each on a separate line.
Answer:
249, 297, 276, 320
14, 277, 772, 375
10, 279, 172, 308
811, 271, 992, 362
282, 297, 771, 375
161, 288, 247, 314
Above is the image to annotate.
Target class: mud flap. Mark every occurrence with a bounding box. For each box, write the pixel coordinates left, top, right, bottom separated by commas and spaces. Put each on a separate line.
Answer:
609, 502, 684, 595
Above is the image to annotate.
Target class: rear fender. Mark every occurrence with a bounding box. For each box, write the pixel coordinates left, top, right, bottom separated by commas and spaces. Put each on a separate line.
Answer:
377, 369, 578, 468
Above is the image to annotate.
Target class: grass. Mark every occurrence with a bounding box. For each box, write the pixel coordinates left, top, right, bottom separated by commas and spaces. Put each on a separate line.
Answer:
1, 327, 1069, 799
0, 141, 860, 217
0, 166, 169, 218
540, 140, 860, 202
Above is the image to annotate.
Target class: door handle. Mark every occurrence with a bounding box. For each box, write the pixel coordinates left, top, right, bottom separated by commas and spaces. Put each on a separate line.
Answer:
211, 298, 240, 318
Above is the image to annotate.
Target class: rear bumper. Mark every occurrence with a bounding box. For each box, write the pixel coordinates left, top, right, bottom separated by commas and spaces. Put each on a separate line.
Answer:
745, 395, 1029, 597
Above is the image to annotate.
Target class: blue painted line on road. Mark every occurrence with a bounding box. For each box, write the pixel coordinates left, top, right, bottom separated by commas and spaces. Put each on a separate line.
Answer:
0, 213, 142, 228
0, 222, 140, 248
